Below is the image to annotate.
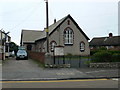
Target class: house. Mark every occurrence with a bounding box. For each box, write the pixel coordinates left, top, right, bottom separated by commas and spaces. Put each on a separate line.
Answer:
20, 30, 43, 51
0, 30, 11, 60
21, 14, 90, 56
90, 33, 120, 50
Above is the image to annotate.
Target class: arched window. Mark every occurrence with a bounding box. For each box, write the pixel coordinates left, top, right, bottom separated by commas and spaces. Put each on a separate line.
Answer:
27, 45, 32, 51
64, 28, 73, 45
80, 42, 85, 52
50, 41, 57, 52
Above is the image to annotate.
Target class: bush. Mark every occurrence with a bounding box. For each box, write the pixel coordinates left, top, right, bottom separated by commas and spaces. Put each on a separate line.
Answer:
91, 50, 120, 63
109, 50, 120, 54
91, 50, 112, 62
90, 50, 99, 55
90, 47, 107, 55
112, 53, 120, 62
99, 47, 107, 50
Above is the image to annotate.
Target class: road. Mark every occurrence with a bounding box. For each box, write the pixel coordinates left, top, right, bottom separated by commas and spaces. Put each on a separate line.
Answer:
2, 58, 119, 81
2, 79, 119, 88
2, 58, 91, 80
2, 58, 119, 89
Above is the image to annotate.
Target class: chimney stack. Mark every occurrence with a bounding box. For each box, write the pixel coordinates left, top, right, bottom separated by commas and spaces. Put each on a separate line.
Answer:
54, 19, 56, 24
109, 33, 113, 38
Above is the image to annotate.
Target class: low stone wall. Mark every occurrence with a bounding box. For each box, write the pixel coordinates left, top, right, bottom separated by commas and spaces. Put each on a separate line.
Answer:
90, 62, 120, 68
28, 51, 45, 64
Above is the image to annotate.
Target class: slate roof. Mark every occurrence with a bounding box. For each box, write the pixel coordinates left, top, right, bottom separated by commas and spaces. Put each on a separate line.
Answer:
21, 14, 90, 44
35, 14, 89, 42
35, 15, 67, 41
21, 30, 43, 44
90, 36, 120, 46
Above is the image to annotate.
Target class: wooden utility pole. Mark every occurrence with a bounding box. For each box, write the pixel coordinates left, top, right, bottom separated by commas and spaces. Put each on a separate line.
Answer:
0, 29, 4, 60
0, 29, 10, 60
45, 0, 49, 53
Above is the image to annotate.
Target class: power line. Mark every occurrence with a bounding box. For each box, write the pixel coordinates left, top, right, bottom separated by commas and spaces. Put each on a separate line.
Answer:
9, 1, 43, 31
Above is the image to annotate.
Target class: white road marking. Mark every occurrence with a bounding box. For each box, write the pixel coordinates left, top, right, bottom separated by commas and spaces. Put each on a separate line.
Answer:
85, 70, 111, 73
112, 78, 119, 81
56, 72, 75, 75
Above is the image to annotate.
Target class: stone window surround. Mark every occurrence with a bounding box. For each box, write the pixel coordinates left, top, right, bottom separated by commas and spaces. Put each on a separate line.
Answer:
64, 27, 74, 45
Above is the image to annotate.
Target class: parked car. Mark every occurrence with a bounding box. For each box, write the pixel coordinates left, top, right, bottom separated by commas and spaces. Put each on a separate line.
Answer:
16, 50, 28, 60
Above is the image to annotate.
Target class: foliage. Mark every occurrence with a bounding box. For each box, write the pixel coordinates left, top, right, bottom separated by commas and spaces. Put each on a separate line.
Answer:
9, 42, 19, 55
90, 50, 99, 55
84, 60, 91, 66
91, 50, 120, 62
98, 47, 107, 50
31, 59, 45, 68
90, 48, 120, 55
109, 50, 120, 54
66, 53, 73, 56
91, 50, 112, 62
112, 53, 120, 62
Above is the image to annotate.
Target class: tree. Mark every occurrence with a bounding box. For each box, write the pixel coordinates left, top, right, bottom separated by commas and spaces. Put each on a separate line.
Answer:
9, 42, 19, 55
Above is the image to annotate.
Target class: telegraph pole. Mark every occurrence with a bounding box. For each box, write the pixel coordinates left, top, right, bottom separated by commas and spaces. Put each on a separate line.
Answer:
0, 29, 4, 60
0, 29, 10, 60
45, 0, 49, 53
0, 29, 3, 60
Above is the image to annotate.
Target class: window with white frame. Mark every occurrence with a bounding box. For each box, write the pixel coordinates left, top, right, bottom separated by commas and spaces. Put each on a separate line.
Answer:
50, 41, 57, 52
80, 42, 85, 52
64, 28, 73, 45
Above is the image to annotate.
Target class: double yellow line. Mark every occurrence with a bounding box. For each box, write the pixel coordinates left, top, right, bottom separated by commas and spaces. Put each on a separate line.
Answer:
1, 79, 108, 83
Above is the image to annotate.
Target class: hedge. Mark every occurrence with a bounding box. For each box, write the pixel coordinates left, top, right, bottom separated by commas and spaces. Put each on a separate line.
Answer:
91, 50, 120, 62
91, 50, 120, 55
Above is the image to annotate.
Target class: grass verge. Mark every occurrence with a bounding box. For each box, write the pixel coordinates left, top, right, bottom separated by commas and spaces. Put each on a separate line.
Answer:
30, 59, 45, 68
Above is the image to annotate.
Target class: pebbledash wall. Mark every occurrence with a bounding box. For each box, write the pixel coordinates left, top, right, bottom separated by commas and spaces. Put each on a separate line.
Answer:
36, 17, 90, 56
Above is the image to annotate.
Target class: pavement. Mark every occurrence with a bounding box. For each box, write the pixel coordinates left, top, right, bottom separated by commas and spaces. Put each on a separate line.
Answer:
1, 58, 120, 81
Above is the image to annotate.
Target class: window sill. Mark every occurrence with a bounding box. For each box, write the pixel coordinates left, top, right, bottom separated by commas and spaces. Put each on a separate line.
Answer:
64, 43, 73, 46
80, 50, 85, 52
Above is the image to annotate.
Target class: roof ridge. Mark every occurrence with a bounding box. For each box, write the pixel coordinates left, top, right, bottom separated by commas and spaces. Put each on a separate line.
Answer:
93, 35, 120, 39
22, 29, 43, 32
49, 15, 68, 27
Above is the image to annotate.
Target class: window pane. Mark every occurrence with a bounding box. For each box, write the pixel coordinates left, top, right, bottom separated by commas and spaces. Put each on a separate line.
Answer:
64, 28, 73, 44
80, 42, 85, 51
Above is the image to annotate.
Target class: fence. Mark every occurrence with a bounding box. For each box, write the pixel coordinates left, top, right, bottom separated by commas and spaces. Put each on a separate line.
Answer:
28, 51, 90, 68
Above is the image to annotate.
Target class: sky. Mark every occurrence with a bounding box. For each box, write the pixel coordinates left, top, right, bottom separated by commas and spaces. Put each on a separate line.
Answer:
0, 0, 119, 45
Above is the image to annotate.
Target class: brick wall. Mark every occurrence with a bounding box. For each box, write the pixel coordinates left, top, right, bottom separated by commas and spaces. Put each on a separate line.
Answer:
28, 51, 45, 64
